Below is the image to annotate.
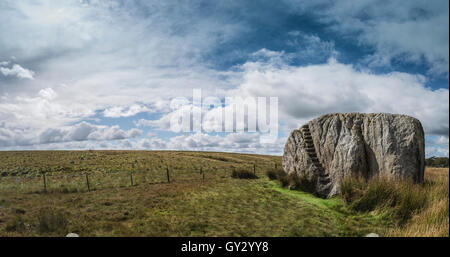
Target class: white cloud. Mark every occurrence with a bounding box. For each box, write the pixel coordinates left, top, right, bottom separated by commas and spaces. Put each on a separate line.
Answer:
233, 55, 449, 136
103, 104, 150, 118
136, 105, 205, 131
428, 136, 449, 145
361, 14, 449, 76
38, 121, 143, 145
0, 87, 94, 132
1, 131, 284, 155
38, 88, 57, 100
292, 0, 450, 76
286, 32, 337, 63
136, 101, 261, 134
426, 146, 449, 157
0, 64, 35, 79
0, 0, 239, 123
162, 132, 284, 154
138, 137, 167, 149
0, 120, 142, 147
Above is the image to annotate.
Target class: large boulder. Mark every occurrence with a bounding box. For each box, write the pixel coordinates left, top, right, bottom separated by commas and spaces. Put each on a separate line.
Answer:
282, 113, 425, 198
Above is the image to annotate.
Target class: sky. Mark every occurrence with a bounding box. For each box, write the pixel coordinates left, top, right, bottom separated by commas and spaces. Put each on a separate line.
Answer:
0, 0, 448, 157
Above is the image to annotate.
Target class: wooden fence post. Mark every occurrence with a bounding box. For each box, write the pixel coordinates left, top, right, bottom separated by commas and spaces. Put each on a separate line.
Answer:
253, 164, 256, 175
166, 168, 170, 183
202, 168, 205, 182
86, 174, 90, 192
43, 174, 47, 193
130, 173, 134, 186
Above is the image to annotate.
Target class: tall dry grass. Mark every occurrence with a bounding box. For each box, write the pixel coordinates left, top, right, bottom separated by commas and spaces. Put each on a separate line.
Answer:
341, 168, 449, 237
387, 168, 449, 237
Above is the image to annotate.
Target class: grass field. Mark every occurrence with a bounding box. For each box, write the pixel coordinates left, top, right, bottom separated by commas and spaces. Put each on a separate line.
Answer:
0, 151, 447, 237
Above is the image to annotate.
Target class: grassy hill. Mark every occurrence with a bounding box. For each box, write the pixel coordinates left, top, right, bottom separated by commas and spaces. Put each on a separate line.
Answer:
0, 151, 447, 236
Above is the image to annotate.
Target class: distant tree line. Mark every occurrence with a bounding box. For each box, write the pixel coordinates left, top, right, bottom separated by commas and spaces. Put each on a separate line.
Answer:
425, 157, 449, 168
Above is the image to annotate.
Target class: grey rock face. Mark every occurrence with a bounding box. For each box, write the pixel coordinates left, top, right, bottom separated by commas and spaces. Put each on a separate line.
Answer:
282, 113, 425, 198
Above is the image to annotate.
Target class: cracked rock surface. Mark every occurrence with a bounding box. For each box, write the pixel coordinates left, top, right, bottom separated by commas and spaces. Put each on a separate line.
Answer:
282, 113, 425, 198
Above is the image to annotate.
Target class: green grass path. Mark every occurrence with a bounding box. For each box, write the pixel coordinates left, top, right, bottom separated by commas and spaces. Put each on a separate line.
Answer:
124, 178, 388, 237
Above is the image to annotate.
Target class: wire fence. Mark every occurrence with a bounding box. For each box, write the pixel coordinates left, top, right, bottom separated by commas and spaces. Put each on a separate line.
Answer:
0, 163, 277, 194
